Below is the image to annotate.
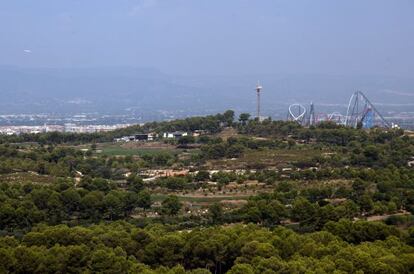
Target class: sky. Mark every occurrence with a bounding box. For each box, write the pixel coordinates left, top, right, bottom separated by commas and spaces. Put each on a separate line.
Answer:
0, 0, 413, 76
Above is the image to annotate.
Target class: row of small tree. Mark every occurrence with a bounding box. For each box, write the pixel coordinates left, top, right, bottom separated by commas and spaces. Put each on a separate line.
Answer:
0, 221, 413, 273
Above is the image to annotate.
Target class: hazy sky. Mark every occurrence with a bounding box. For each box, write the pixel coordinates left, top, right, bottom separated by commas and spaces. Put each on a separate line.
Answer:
1, 0, 413, 76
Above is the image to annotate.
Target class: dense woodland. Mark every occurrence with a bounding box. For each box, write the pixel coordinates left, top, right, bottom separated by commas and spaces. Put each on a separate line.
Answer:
0, 111, 413, 273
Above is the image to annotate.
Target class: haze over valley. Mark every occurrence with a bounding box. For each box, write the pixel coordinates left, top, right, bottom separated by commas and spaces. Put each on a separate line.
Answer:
1, 66, 413, 125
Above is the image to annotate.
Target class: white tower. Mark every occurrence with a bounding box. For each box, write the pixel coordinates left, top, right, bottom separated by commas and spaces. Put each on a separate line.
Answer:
255, 82, 263, 120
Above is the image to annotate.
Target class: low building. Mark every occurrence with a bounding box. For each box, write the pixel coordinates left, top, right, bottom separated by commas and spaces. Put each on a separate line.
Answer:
64, 123, 77, 133
135, 134, 150, 141
192, 129, 208, 137
114, 133, 156, 142
163, 131, 188, 139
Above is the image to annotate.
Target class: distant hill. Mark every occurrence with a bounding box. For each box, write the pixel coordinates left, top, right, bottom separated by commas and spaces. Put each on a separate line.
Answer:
0, 66, 413, 115
0, 66, 211, 114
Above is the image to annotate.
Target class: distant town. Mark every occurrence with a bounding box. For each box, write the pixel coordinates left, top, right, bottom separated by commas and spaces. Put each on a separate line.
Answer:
0, 101, 413, 135
0, 123, 132, 135
114, 130, 207, 143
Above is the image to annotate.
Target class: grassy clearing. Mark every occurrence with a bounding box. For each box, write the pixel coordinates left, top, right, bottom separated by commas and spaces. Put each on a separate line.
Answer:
215, 127, 239, 140
0, 172, 57, 185
207, 147, 324, 169
97, 143, 181, 157
243, 148, 316, 163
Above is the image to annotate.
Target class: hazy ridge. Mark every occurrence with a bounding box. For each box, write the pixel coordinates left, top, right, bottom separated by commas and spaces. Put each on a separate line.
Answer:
0, 66, 413, 115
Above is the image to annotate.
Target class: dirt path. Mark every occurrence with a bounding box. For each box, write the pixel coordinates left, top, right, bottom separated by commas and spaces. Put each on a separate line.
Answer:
365, 211, 410, 222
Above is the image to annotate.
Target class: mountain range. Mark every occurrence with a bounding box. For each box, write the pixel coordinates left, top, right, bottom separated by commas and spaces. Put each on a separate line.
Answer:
0, 66, 413, 116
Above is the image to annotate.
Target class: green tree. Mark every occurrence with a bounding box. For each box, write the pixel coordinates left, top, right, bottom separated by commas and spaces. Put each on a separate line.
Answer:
291, 197, 318, 222
0, 248, 15, 273
227, 263, 254, 274
89, 248, 129, 273
223, 110, 235, 126
237, 241, 277, 264
194, 170, 210, 182
226, 144, 245, 158
238, 113, 251, 125
122, 191, 139, 216
209, 203, 223, 224
127, 174, 144, 193
178, 136, 195, 145
80, 191, 104, 220
160, 195, 182, 216
47, 192, 65, 224
104, 191, 123, 220
287, 138, 296, 149
137, 190, 152, 211
144, 235, 185, 267
61, 188, 81, 214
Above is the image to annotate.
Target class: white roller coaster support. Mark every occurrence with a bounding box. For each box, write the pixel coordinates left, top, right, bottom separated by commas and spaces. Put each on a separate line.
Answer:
345, 91, 391, 128
288, 104, 307, 121
345, 92, 356, 127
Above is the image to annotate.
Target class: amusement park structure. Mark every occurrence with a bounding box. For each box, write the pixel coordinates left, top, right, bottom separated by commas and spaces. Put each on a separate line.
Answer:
345, 91, 391, 128
287, 91, 392, 129
287, 103, 307, 124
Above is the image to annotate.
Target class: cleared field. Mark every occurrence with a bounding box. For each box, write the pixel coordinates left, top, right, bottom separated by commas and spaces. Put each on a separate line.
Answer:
206, 148, 324, 169
0, 172, 57, 185
97, 142, 181, 156
243, 148, 319, 162
215, 127, 239, 140
152, 193, 253, 203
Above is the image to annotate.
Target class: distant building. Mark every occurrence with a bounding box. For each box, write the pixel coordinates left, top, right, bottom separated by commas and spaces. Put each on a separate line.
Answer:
64, 123, 77, 133
163, 131, 188, 139
192, 130, 208, 137
5, 129, 16, 135
135, 133, 155, 141
0, 124, 128, 135
134, 134, 146, 141
114, 133, 156, 142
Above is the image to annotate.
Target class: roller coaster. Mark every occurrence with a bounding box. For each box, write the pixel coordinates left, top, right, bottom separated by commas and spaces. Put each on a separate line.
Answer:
287, 91, 391, 129
287, 103, 307, 124
345, 91, 390, 128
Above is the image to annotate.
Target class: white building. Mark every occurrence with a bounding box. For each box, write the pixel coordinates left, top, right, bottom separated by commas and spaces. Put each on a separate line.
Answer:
163, 131, 188, 139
